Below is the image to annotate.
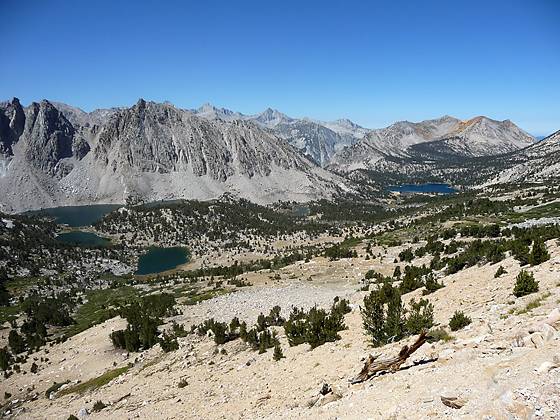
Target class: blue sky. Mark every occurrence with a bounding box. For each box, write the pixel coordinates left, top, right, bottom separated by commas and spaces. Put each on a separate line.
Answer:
1, 0, 558, 135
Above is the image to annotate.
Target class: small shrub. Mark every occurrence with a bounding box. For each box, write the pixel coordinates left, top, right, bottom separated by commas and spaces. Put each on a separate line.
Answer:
427, 327, 454, 343
494, 266, 507, 278
171, 322, 188, 338
195, 318, 236, 345
423, 274, 444, 295
92, 400, 106, 412
159, 332, 179, 352
449, 311, 471, 331
513, 270, 539, 297
178, 378, 188, 388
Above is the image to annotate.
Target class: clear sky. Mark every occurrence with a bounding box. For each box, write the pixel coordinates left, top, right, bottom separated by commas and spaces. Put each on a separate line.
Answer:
1, 0, 558, 135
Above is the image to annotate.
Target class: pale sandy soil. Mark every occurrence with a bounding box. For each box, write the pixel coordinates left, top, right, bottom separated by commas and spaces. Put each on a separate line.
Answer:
180, 233, 345, 272
2, 242, 560, 419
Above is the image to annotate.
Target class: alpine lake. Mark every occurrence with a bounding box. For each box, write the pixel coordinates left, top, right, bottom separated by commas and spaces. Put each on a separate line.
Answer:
29, 204, 189, 275
388, 183, 457, 194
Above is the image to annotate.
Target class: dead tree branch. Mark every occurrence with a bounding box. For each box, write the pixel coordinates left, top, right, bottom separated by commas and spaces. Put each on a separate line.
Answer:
350, 331, 428, 384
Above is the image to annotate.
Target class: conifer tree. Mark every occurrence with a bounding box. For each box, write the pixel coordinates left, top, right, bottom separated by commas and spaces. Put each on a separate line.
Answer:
529, 239, 550, 266
273, 343, 284, 361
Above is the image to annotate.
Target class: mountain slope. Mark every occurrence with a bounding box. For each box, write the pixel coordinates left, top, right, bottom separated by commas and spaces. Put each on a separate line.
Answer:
191, 105, 364, 166
330, 116, 534, 172
265, 118, 358, 166
0, 99, 347, 212
487, 130, 560, 184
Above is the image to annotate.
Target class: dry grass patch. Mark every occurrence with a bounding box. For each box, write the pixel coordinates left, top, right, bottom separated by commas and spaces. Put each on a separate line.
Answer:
58, 365, 131, 396
515, 292, 552, 315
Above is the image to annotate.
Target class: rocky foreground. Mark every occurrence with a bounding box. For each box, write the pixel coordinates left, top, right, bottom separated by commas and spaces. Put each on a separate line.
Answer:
1, 239, 559, 419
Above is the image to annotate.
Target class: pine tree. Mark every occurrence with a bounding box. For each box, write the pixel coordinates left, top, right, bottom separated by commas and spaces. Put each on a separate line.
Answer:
513, 270, 539, 297
384, 292, 405, 342
405, 298, 434, 334
529, 239, 550, 266
8, 330, 25, 354
361, 291, 386, 346
423, 273, 444, 294
0, 347, 11, 371
273, 343, 284, 361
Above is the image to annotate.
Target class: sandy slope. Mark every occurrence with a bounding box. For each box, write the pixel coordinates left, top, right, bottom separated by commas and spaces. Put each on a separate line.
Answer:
2, 242, 560, 419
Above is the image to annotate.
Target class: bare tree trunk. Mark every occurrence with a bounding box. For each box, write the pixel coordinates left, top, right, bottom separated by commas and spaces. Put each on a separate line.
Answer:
350, 331, 428, 384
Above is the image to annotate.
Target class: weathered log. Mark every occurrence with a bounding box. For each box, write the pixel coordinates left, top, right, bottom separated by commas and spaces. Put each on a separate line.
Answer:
349, 331, 428, 384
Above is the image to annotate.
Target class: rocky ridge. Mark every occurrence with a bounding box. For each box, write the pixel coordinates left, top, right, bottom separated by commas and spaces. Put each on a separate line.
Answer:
329, 115, 535, 172
0, 99, 347, 212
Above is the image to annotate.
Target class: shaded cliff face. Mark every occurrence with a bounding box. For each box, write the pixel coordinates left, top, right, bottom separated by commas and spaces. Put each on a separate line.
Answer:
0, 99, 90, 178
0, 98, 25, 156
22, 101, 76, 176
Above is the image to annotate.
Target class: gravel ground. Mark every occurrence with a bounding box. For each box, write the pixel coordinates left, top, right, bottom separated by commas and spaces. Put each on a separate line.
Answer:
186, 281, 355, 324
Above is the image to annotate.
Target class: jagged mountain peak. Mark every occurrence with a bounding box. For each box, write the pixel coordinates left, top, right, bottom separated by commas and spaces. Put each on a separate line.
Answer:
253, 107, 291, 127
330, 118, 364, 131
193, 102, 241, 121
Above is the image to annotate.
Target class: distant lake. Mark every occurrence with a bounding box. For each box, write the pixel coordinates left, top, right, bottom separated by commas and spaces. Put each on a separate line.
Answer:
292, 205, 310, 217
136, 247, 189, 275
389, 183, 457, 194
56, 231, 111, 247
27, 204, 122, 227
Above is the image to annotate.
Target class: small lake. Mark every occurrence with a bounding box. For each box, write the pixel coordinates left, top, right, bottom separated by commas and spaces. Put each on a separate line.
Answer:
389, 183, 457, 194
292, 205, 310, 217
27, 204, 122, 227
136, 247, 189, 275
56, 231, 111, 247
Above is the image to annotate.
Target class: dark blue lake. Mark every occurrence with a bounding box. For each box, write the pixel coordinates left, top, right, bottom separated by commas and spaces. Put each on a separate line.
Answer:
136, 247, 190, 275
27, 204, 122, 227
56, 231, 111, 247
389, 183, 457, 194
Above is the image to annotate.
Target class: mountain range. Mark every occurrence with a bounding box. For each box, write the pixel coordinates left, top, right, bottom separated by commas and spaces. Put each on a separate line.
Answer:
0, 98, 349, 212
328, 115, 535, 172
0, 97, 554, 212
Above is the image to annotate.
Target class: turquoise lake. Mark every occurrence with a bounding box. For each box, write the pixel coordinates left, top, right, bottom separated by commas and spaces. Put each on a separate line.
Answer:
136, 247, 190, 275
27, 204, 122, 227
